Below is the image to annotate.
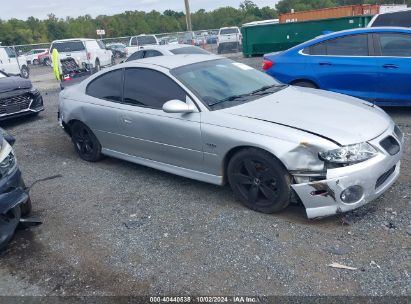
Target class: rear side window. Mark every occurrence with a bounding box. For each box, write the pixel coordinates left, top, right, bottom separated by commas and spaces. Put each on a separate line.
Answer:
126, 50, 145, 62
144, 50, 162, 58
130, 37, 137, 46
86, 69, 123, 102
136, 36, 157, 45
123, 68, 186, 109
220, 28, 239, 35
325, 35, 368, 56
372, 11, 411, 28
170, 47, 209, 55
309, 35, 368, 56
378, 33, 411, 57
51, 41, 85, 52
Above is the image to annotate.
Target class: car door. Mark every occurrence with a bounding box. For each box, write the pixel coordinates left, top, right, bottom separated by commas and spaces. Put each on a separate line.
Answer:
372, 32, 411, 106
309, 34, 378, 101
116, 67, 203, 171
83, 68, 125, 150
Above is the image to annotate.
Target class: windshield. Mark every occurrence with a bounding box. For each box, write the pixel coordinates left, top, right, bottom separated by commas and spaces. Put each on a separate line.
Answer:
137, 36, 157, 45
51, 41, 85, 52
220, 28, 239, 35
372, 11, 411, 27
171, 59, 284, 110
170, 47, 209, 55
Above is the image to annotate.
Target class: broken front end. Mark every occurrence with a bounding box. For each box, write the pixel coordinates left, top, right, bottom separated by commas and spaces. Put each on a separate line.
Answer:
290, 124, 404, 219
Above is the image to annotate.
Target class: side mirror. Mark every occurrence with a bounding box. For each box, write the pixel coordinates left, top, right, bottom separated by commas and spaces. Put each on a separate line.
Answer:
162, 100, 196, 114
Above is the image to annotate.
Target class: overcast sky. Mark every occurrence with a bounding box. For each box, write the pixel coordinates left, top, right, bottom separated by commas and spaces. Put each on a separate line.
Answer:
2, 0, 279, 20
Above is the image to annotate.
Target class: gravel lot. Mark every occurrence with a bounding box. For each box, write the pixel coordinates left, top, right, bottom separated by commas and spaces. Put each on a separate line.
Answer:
0, 54, 410, 297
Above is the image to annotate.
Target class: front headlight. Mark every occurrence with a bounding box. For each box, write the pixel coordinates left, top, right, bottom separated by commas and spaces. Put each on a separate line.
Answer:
319, 142, 378, 164
0, 151, 16, 178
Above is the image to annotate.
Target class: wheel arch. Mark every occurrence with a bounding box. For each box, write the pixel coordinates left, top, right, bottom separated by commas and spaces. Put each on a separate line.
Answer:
222, 145, 289, 184
289, 78, 319, 88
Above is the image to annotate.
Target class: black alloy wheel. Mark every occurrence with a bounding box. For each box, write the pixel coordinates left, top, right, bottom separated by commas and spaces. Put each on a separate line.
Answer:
71, 122, 102, 162
228, 148, 291, 213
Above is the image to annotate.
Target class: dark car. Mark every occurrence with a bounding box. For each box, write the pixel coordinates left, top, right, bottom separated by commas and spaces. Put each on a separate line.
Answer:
107, 43, 127, 59
0, 71, 44, 120
0, 128, 32, 250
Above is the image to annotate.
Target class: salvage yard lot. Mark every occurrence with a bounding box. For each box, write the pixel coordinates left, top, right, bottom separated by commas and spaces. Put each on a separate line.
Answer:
0, 55, 410, 296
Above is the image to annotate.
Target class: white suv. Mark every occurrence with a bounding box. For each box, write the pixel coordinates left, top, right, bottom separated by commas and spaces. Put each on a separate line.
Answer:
217, 27, 242, 54
50, 39, 113, 72
0, 47, 30, 78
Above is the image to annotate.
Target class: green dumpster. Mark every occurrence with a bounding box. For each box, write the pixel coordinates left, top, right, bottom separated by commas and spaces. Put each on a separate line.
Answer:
241, 15, 373, 56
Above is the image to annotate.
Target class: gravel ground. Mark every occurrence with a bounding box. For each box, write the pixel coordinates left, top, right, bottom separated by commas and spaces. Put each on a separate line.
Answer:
0, 55, 410, 297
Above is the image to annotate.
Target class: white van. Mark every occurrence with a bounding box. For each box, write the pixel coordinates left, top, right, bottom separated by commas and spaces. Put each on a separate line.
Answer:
49, 39, 113, 71
0, 47, 30, 78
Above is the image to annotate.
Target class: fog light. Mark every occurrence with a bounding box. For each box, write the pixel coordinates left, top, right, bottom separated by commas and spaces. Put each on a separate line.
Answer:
340, 185, 363, 204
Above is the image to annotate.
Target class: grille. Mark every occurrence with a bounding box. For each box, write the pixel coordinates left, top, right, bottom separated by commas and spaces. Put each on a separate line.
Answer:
380, 136, 400, 156
375, 166, 396, 189
0, 94, 31, 115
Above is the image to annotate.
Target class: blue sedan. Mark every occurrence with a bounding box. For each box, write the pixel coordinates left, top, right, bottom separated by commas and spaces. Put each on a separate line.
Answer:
263, 27, 411, 106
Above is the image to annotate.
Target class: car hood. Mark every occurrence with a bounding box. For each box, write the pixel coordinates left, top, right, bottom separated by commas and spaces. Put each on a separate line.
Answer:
221, 86, 391, 146
0, 76, 32, 94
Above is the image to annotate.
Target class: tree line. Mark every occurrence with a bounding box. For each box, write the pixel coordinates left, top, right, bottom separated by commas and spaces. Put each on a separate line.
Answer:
0, 0, 409, 45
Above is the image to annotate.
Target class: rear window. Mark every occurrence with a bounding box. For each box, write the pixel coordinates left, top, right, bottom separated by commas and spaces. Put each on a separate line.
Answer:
137, 36, 157, 45
170, 47, 209, 55
51, 41, 85, 52
372, 11, 411, 28
220, 28, 239, 35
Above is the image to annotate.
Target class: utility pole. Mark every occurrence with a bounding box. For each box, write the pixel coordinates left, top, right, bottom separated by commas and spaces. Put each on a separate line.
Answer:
184, 0, 192, 32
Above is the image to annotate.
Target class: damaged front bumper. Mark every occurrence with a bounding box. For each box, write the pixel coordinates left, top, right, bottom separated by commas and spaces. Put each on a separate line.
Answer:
0, 168, 29, 250
292, 125, 404, 219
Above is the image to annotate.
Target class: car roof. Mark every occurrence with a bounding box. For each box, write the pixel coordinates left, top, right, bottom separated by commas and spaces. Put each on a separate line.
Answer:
122, 54, 223, 70
51, 38, 94, 43
142, 44, 198, 51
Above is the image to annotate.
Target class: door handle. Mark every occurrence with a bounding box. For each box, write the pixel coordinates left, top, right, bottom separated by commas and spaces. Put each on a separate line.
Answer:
121, 115, 132, 124
319, 62, 332, 66
383, 64, 399, 69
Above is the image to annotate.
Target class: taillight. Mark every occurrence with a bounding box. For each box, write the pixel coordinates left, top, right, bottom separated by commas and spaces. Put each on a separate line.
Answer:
87, 52, 91, 60
262, 60, 273, 70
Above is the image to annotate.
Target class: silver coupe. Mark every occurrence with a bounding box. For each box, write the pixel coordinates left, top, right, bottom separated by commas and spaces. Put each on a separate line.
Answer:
58, 55, 404, 218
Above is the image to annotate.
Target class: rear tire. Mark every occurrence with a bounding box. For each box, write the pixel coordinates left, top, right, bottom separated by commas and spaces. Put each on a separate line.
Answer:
95, 59, 101, 72
20, 66, 29, 79
292, 81, 318, 89
33, 59, 39, 65
227, 148, 291, 214
71, 122, 102, 162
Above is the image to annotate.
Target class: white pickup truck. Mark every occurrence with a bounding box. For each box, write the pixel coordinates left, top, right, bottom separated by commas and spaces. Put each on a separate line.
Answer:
217, 26, 242, 54
125, 34, 159, 58
50, 38, 113, 73
0, 47, 30, 78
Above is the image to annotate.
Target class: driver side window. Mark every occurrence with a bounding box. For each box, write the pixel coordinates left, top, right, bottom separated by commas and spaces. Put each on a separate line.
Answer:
123, 68, 187, 109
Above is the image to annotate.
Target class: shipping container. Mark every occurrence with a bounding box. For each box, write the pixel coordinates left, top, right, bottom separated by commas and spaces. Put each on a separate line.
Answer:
241, 15, 373, 57
279, 4, 379, 23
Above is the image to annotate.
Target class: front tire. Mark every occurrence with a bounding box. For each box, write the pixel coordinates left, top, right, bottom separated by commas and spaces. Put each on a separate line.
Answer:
71, 122, 102, 162
227, 148, 291, 214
